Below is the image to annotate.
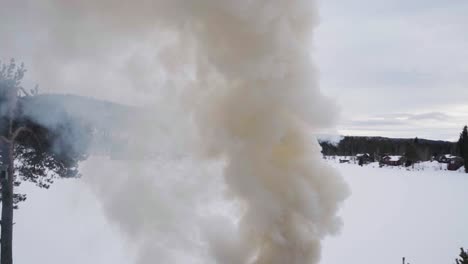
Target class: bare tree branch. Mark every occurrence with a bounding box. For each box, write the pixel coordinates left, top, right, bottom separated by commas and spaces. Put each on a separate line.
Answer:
0, 136, 10, 144
10, 127, 42, 150
18, 87, 30, 97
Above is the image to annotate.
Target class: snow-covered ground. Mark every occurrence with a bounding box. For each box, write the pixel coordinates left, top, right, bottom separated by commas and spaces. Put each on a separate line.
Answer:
323, 161, 468, 264
11, 158, 468, 264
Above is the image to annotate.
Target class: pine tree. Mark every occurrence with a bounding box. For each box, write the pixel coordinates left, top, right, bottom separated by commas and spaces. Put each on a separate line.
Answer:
456, 248, 468, 264
457, 126, 468, 173
1, 59, 86, 264
405, 142, 419, 166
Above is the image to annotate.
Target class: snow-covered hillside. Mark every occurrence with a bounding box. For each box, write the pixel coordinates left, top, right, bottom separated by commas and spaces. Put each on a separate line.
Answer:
19, 94, 190, 159
11, 158, 468, 264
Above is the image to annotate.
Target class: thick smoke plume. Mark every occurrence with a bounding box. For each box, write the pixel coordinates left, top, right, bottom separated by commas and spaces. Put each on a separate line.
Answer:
2, 0, 349, 263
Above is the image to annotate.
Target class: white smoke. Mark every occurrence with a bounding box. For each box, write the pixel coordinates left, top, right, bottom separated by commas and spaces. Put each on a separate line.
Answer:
1, 0, 349, 263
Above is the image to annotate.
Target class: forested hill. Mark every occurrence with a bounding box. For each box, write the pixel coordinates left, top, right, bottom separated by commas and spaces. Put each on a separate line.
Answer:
319, 136, 458, 160
17, 95, 461, 161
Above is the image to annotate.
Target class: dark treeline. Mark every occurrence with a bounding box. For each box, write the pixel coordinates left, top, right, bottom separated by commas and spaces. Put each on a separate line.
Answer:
320, 136, 458, 161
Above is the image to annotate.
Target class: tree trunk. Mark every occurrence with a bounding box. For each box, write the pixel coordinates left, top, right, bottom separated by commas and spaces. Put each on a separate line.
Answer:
0, 140, 13, 264
0, 81, 17, 264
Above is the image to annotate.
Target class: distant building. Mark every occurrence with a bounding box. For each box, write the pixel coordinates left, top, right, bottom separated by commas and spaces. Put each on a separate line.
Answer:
437, 154, 458, 164
380, 155, 405, 166
447, 156, 464, 171
356, 153, 374, 164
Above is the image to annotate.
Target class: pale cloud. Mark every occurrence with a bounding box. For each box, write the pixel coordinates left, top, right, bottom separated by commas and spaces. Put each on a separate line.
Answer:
342, 111, 468, 140
316, 0, 468, 140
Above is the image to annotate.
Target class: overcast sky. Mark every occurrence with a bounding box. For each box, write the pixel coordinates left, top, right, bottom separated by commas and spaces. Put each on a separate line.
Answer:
316, 0, 468, 140
1, 0, 467, 141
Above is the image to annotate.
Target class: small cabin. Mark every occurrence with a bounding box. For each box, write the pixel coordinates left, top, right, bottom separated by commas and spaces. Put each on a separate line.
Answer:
447, 157, 464, 171
356, 153, 374, 164
438, 154, 457, 164
380, 155, 405, 166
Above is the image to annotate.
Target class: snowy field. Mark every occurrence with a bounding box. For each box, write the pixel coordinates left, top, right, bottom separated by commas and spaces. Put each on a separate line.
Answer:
322, 162, 468, 264
11, 158, 468, 264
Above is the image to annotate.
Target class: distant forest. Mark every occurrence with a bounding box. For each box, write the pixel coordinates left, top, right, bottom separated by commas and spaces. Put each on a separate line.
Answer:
319, 136, 458, 161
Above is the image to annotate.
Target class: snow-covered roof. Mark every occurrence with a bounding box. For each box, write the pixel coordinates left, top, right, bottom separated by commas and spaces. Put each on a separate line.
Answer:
443, 154, 457, 159
384, 155, 402, 161
356, 153, 370, 157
